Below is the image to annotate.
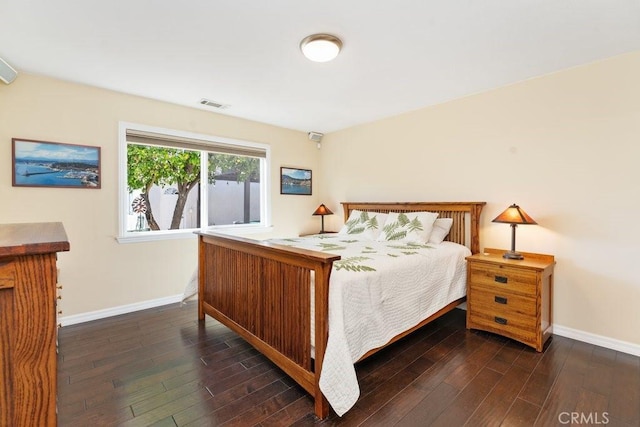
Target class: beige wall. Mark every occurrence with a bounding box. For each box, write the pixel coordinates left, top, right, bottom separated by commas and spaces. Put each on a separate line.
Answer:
319, 51, 640, 347
3, 52, 638, 349
0, 74, 321, 317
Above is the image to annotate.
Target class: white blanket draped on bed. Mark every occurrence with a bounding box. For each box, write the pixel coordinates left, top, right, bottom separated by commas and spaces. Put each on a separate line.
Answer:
269, 234, 470, 416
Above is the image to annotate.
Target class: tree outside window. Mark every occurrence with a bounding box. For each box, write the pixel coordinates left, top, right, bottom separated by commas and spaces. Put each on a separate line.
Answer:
121, 125, 268, 238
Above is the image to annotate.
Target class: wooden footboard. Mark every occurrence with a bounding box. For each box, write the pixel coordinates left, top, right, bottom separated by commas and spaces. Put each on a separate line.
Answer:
197, 201, 485, 419
197, 232, 339, 419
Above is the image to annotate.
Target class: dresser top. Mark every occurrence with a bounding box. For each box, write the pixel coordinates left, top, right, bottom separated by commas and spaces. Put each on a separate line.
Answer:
0, 222, 70, 257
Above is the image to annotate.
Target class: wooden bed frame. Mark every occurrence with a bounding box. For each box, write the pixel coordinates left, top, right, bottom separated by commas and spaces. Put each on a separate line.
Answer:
197, 201, 485, 419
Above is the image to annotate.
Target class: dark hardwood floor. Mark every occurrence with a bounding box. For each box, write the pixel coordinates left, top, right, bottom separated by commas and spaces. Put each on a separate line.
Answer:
57, 302, 640, 426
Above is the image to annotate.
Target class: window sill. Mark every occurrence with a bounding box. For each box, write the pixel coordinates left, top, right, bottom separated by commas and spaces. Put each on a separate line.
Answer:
116, 225, 274, 244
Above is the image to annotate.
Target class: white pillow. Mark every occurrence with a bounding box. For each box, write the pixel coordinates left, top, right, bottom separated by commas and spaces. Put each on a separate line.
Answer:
377, 211, 439, 243
338, 210, 388, 240
428, 218, 454, 244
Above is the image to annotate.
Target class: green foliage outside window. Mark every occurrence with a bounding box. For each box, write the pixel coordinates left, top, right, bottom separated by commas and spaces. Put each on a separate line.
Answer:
127, 145, 259, 231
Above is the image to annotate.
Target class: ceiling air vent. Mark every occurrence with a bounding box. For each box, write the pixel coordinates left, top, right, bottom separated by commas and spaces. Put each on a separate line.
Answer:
199, 98, 229, 109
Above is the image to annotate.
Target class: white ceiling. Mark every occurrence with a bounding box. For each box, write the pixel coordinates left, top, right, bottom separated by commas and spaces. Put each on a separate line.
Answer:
1, 1, 639, 134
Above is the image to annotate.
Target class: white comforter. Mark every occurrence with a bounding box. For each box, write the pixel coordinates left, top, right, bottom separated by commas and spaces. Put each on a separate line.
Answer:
269, 234, 470, 416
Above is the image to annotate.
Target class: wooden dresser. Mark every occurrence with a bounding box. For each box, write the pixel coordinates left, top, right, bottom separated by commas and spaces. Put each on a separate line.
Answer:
0, 222, 70, 426
466, 248, 555, 352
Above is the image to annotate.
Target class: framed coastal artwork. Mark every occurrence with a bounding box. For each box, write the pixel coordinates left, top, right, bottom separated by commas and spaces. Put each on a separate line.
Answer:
12, 138, 101, 189
280, 167, 311, 195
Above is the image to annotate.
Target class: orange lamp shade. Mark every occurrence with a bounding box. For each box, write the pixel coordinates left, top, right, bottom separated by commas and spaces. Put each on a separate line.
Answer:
312, 204, 333, 233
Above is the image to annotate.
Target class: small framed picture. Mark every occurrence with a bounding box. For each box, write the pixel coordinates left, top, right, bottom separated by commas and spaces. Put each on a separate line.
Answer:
280, 167, 312, 195
12, 138, 101, 189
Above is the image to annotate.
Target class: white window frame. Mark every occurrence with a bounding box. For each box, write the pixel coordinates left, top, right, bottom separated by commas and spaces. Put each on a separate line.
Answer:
117, 122, 272, 243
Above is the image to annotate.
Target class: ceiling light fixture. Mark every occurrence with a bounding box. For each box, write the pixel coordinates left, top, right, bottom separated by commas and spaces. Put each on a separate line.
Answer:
300, 34, 342, 62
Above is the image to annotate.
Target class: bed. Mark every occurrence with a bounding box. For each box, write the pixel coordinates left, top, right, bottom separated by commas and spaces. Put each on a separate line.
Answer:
196, 201, 485, 419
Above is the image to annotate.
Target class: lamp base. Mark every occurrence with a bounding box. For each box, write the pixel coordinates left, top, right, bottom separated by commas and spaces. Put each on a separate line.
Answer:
502, 251, 524, 260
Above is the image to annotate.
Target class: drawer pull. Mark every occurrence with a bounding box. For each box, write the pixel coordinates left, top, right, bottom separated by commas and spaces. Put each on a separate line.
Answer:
494, 316, 508, 325
494, 275, 508, 284
494, 296, 508, 304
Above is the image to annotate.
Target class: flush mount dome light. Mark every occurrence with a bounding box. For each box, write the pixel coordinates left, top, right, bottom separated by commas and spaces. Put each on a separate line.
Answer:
300, 34, 342, 62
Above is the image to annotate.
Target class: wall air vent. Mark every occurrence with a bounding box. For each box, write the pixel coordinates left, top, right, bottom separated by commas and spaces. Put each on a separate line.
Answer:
0, 57, 18, 84
199, 98, 229, 109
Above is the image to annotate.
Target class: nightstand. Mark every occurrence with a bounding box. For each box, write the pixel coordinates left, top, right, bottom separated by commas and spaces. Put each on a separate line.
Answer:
466, 248, 555, 351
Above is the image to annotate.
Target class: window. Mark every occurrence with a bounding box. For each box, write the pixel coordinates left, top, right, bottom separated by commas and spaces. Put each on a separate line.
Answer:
118, 123, 270, 242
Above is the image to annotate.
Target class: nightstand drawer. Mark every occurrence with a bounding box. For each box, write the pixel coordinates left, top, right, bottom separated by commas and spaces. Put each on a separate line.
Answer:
469, 264, 537, 296
468, 310, 537, 344
468, 286, 537, 319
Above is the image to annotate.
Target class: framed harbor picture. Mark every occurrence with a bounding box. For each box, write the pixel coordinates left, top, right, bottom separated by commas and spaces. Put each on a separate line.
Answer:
280, 167, 311, 195
12, 138, 101, 189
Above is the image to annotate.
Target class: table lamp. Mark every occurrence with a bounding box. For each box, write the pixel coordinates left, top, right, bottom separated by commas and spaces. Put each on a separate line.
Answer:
312, 204, 333, 234
492, 203, 537, 260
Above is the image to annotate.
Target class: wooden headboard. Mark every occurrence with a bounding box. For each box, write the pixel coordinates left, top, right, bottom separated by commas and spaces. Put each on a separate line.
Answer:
341, 201, 486, 254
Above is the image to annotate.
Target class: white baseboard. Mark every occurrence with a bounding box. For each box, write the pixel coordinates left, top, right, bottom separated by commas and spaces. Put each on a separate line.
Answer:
59, 294, 183, 327
457, 305, 639, 357
553, 324, 640, 357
